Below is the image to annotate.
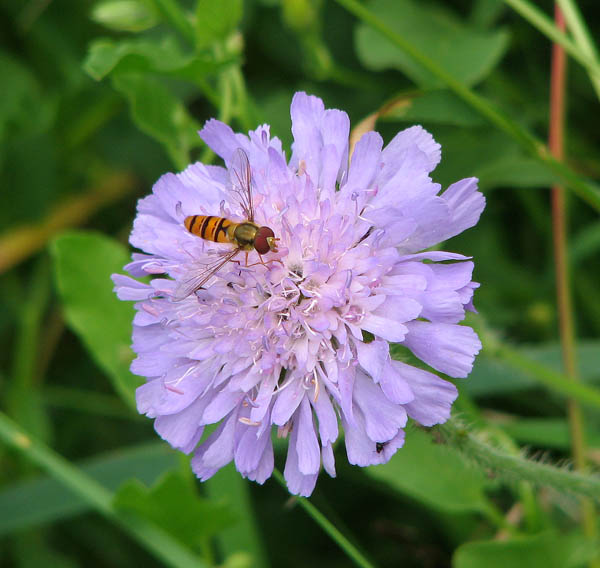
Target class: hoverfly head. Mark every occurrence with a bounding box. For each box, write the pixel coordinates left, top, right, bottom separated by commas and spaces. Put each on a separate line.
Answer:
254, 226, 279, 254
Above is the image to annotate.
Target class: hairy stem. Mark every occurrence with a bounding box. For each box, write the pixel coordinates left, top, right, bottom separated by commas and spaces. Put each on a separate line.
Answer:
439, 419, 600, 501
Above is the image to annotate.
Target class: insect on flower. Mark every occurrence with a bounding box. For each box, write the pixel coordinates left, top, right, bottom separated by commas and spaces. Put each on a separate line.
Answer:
174, 148, 279, 301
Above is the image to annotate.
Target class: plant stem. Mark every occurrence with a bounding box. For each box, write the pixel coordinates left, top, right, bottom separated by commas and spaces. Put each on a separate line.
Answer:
557, 0, 600, 99
0, 412, 207, 568
439, 419, 600, 501
272, 469, 378, 568
549, 5, 598, 560
503, 0, 600, 80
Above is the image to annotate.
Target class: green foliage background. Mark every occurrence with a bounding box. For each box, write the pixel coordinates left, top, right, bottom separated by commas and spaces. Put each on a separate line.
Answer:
1, 0, 599, 567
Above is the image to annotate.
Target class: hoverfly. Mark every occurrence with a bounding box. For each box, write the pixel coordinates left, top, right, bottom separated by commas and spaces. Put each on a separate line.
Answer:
173, 148, 279, 301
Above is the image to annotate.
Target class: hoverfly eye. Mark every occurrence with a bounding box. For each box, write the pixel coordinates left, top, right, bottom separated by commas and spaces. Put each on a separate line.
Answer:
254, 226, 276, 254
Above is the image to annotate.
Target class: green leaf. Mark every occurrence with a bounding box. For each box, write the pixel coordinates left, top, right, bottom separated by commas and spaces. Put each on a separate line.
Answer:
114, 471, 237, 548
453, 532, 599, 568
51, 231, 139, 407
83, 37, 227, 83
355, 0, 509, 87
0, 443, 178, 536
464, 341, 600, 397
91, 0, 159, 32
195, 0, 243, 48
365, 427, 490, 513
112, 73, 200, 170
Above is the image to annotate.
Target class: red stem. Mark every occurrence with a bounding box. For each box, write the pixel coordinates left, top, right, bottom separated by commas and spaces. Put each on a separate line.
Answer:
549, 4, 597, 549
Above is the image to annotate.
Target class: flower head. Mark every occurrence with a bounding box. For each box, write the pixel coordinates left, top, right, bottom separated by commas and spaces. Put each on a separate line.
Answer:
113, 92, 484, 496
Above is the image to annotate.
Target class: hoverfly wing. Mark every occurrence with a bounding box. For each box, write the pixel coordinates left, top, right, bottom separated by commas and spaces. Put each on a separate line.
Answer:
230, 148, 254, 222
171, 248, 241, 301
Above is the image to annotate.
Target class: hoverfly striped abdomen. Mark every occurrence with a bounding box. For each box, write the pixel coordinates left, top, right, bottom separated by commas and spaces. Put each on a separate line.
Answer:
184, 215, 235, 245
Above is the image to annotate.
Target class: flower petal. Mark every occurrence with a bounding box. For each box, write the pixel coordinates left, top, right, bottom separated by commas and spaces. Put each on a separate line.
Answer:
402, 321, 482, 378
393, 360, 458, 426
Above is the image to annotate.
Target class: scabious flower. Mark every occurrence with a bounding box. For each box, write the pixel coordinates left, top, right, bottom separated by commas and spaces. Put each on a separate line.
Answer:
113, 92, 485, 496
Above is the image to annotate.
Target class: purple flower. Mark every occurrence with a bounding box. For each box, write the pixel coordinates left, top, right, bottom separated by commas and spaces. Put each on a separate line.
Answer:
113, 92, 484, 496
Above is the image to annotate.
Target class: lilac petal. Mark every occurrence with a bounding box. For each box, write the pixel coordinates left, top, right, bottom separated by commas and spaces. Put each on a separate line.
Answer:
311, 390, 339, 445
271, 377, 305, 426
460, 282, 480, 312
418, 289, 466, 323
112, 274, 152, 301
290, 92, 325, 178
201, 388, 245, 425
361, 295, 421, 342
191, 411, 237, 479
153, 394, 209, 453
342, 411, 403, 467
136, 369, 210, 418
337, 366, 355, 424
345, 131, 384, 194
235, 424, 271, 474
354, 338, 389, 383
197, 410, 238, 469
353, 371, 407, 442
322, 443, 336, 477
379, 360, 414, 405
402, 321, 482, 378
381, 125, 441, 178
361, 317, 406, 343
284, 418, 319, 496
131, 323, 169, 354
378, 430, 406, 462
244, 439, 274, 484
319, 144, 342, 196
199, 119, 249, 164
397, 251, 470, 262
295, 397, 320, 475
124, 253, 161, 277
439, 177, 485, 240
321, 109, 350, 183
428, 261, 474, 291
393, 360, 458, 426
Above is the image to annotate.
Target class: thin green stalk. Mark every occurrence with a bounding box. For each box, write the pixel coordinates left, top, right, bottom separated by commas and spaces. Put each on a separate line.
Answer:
334, 0, 600, 213
0, 412, 207, 568
557, 0, 600, 98
503, 0, 600, 80
272, 469, 378, 568
439, 418, 600, 501
548, 6, 598, 560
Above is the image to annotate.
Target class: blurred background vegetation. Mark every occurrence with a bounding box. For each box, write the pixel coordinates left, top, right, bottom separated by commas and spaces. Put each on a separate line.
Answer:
1, 0, 599, 566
